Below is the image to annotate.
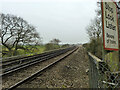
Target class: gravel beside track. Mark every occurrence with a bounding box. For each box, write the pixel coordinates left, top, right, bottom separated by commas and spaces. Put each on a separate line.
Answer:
18, 46, 89, 88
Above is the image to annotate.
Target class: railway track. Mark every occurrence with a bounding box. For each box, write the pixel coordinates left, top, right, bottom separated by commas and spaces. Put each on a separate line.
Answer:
2, 46, 78, 89
1, 47, 75, 76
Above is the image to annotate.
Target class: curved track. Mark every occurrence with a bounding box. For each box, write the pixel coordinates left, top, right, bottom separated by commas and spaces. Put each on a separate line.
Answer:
7, 47, 78, 90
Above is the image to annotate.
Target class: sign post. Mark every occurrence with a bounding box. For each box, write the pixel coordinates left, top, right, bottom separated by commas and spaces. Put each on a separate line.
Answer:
102, 0, 119, 71
101, 0, 119, 87
102, 1, 119, 51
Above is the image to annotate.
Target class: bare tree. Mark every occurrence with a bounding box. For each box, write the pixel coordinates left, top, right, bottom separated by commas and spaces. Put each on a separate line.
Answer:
86, 1, 102, 40
86, 16, 102, 40
1, 13, 41, 55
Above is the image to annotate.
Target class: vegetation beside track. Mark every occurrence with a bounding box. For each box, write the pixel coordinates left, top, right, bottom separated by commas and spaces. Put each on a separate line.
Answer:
2, 43, 70, 58
84, 2, 102, 59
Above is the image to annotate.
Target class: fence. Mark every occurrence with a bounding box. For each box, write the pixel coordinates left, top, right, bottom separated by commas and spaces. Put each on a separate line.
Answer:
88, 52, 120, 88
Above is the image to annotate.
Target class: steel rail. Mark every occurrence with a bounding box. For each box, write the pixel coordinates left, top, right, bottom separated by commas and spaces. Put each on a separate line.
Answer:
1, 50, 57, 68
6, 47, 78, 90
2, 50, 60, 68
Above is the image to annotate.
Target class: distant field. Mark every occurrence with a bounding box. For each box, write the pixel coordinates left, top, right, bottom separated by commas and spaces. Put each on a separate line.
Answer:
2, 45, 46, 58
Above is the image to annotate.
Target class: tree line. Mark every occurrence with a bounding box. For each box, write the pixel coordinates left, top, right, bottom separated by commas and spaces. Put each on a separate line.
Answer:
0, 13, 68, 57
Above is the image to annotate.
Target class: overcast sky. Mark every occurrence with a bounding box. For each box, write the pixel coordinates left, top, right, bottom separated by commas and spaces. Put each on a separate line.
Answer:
1, 0, 98, 44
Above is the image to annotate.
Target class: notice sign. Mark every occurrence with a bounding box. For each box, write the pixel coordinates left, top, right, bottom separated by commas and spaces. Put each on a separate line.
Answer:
102, 1, 119, 51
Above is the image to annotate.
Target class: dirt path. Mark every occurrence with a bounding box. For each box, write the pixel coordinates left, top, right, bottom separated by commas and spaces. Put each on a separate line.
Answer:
19, 46, 89, 88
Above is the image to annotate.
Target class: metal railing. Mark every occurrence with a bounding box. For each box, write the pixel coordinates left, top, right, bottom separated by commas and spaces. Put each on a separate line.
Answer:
88, 52, 120, 88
